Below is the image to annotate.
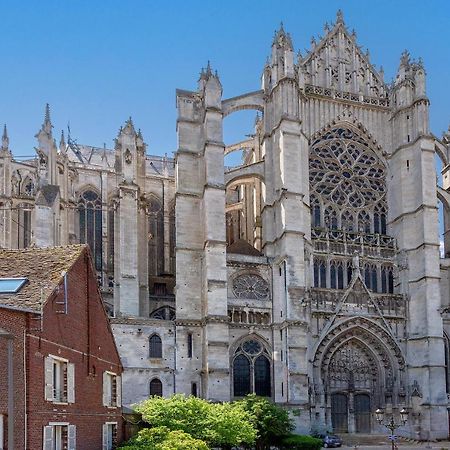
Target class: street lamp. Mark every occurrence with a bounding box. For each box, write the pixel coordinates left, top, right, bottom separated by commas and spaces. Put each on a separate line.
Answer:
375, 408, 409, 450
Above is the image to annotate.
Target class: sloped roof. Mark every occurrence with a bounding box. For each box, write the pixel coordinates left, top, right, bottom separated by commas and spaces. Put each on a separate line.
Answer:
227, 239, 262, 257
35, 185, 60, 206
0, 245, 86, 313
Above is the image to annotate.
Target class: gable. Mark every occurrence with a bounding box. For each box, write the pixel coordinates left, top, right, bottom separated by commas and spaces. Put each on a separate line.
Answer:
301, 13, 387, 99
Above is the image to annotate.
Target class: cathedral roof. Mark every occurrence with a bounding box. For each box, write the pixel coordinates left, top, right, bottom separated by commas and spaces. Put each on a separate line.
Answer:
227, 239, 262, 257
0, 245, 87, 313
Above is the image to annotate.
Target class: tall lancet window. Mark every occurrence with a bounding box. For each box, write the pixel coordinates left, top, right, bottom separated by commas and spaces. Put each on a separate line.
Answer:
232, 339, 271, 398
78, 190, 102, 271
17, 203, 33, 248
147, 196, 164, 279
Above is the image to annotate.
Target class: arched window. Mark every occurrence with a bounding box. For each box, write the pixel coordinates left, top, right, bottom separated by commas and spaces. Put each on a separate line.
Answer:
78, 190, 102, 271
324, 206, 338, 230
337, 264, 344, 289
232, 339, 271, 398
233, 354, 251, 396
150, 307, 176, 321
149, 334, 162, 358
311, 197, 321, 228
444, 333, 450, 395
358, 211, 371, 233
107, 203, 115, 278
374, 205, 387, 235
22, 176, 35, 197
150, 378, 163, 396
147, 197, 164, 279
169, 204, 176, 274
341, 210, 354, 232
330, 262, 337, 289
17, 203, 32, 248
313, 259, 327, 288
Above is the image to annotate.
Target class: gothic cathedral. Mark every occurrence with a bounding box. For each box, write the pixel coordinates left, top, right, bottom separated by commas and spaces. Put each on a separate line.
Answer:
0, 11, 449, 439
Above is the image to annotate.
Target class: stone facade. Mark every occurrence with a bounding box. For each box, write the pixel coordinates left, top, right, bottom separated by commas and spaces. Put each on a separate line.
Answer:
1, 10, 450, 440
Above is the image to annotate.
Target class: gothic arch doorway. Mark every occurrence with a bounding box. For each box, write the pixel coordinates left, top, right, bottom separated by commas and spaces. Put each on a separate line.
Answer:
313, 318, 405, 434
328, 340, 377, 433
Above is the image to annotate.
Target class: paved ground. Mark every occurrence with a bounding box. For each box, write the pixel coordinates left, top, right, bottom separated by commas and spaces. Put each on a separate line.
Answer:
336, 434, 450, 449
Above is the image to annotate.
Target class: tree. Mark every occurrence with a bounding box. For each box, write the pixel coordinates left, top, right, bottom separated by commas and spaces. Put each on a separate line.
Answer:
236, 394, 295, 450
119, 426, 209, 450
133, 394, 256, 448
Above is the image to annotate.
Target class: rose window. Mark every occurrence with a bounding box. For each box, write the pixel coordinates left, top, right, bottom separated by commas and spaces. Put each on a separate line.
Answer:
233, 274, 270, 300
309, 127, 386, 210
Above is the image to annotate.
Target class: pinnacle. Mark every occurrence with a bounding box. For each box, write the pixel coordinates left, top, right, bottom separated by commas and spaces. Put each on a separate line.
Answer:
44, 103, 51, 125
336, 9, 344, 24
2, 124, 8, 150
273, 22, 293, 50
59, 129, 66, 150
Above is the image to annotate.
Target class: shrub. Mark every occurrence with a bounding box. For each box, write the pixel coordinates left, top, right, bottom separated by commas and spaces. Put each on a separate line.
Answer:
280, 434, 323, 450
133, 394, 256, 448
235, 394, 294, 450
119, 426, 209, 450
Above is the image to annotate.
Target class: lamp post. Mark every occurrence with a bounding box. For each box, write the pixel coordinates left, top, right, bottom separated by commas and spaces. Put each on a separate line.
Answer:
375, 408, 409, 450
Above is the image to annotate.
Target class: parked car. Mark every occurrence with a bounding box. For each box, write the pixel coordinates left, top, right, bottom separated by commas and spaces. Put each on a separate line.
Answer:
314, 433, 343, 448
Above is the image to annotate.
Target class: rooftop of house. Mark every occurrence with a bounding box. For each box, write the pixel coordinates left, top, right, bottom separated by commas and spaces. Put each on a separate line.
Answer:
0, 244, 87, 313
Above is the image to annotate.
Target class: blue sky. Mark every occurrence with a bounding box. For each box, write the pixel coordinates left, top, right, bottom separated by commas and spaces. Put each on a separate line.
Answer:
1, 0, 449, 158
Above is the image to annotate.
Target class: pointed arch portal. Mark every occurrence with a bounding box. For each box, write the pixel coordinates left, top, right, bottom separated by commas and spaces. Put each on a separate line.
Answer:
313, 317, 405, 434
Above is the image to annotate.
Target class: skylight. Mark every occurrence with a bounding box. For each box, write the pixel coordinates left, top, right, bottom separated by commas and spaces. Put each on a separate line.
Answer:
0, 278, 28, 294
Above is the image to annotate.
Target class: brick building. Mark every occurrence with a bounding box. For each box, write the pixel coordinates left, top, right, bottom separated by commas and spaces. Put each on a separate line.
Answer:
0, 245, 123, 450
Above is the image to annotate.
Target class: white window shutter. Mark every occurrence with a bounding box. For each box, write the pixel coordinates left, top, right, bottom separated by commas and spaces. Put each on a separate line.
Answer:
102, 424, 108, 450
116, 376, 122, 407
43, 425, 54, 450
67, 363, 75, 403
103, 372, 109, 406
44, 357, 54, 401
68, 424, 76, 450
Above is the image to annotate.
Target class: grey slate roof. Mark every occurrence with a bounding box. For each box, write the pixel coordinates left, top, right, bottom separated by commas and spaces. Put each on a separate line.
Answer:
0, 245, 87, 313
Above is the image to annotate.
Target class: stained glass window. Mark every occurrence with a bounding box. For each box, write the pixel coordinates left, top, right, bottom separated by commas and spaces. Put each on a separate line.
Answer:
254, 356, 271, 397
78, 190, 102, 271
233, 339, 271, 398
233, 354, 251, 397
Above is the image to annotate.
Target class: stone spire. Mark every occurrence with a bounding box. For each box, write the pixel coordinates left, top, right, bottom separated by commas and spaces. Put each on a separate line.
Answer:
2, 124, 9, 151
272, 22, 293, 51
335, 9, 344, 25
43, 103, 52, 135
59, 129, 66, 153
198, 60, 221, 92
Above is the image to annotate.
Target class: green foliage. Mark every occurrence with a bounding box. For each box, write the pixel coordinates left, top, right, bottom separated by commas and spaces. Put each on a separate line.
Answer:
119, 426, 209, 450
133, 394, 256, 448
279, 434, 323, 450
235, 394, 294, 450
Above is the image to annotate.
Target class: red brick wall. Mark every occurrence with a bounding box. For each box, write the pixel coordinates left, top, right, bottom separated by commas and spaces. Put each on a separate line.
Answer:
0, 308, 26, 450
26, 249, 123, 450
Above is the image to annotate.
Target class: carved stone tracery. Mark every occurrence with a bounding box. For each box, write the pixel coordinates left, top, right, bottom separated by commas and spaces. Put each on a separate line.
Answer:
233, 274, 270, 300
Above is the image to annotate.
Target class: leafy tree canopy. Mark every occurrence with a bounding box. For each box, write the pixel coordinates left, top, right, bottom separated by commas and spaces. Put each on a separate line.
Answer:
133, 394, 256, 448
119, 426, 209, 450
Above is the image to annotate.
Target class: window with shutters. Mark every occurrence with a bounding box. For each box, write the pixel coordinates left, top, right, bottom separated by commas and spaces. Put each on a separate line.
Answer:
43, 423, 76, 450
103, 422, 117, 450
103, 372, 121, 408
44, 356, 75, 404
